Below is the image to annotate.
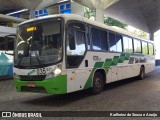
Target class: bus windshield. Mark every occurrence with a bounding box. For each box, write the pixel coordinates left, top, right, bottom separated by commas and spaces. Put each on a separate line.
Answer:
14, 19, 63, 68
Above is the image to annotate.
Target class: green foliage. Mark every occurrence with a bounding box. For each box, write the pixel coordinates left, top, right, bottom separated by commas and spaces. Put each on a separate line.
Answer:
133, 29, 147, 39
134, 47, 141, 53
104, 17, 128, 29
148, 44, 154, 55
84, 7, 95, 19
142, 45, 148, 54
124, 45, 153, 55
84, 7, 127, 29
124, 49, 133, 53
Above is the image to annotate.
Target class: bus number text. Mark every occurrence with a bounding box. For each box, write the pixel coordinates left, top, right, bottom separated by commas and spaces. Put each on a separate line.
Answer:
37, 68, 46, 75
93, 56, 102, 61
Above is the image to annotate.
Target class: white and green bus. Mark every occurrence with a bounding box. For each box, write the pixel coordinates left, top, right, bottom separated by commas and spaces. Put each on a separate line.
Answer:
14, 14, 155, 94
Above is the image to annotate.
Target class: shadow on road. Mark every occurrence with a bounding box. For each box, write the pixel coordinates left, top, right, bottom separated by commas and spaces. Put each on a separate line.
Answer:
23, 89, 90, 107
23, 76, 144, 107
104, 76, 141, 90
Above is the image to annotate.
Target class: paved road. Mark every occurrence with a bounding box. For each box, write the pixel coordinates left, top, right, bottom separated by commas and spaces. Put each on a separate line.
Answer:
1, 67, 160, 120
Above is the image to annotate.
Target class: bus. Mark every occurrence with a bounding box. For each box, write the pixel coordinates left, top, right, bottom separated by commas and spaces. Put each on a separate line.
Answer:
13, 14, 155, 94
0, 34, 14, 79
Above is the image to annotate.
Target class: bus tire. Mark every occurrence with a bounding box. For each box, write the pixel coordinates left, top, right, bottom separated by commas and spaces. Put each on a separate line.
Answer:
138, 66, 145, 80
91, 72, 104, 94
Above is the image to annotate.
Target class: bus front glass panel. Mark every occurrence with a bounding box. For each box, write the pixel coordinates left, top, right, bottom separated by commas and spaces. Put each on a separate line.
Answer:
14, 19, 63, 68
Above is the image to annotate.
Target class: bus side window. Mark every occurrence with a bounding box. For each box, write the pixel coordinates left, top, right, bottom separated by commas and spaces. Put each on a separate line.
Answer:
134, 39, 141, 53
0, 37, 5, 50
148, 43, 154, 55
109, 32, 116, 52
109, 33, 122, 52
100, 30, 108, 51
68, 31, 76, 50
115, 34, 122, 52
142, 41, 148, 54
66, 27, 86, 68
91, 28, 108, 51
123, 36, 133, 53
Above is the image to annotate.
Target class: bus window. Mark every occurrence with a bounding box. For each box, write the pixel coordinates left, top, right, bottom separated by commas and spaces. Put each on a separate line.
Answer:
109, 33, 122, 52
66, 27, 86, 68
148, 43, 154, 55
134, 39, 141, 53
0, 37, 5, 50
142, 41, 148, 54
91, 27, 108, 51
109, 32, 116, 52
0, 35, 14, 50
67, 29, 86, 55
123, 36, 133, 53
116, 34, 122, 52
86, 27, 91, 50
8, 37, 14, 50
100, 30, 108, 51
91, 28, 101, 50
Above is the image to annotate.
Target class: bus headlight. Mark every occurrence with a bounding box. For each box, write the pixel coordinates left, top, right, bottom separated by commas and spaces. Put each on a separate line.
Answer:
46, 65, 62, 79
54, 68, 61, 76
14, 73, 20, 79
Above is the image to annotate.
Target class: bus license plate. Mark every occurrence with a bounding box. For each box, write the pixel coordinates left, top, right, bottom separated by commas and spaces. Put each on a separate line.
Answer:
27, 83, 36, 87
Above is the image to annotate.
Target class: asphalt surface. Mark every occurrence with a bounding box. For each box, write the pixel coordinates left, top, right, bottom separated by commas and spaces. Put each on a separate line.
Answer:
1, 67, 160, 120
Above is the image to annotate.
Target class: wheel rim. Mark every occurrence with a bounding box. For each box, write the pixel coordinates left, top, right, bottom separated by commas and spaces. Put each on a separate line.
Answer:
94, 77, 102, 88
142, 70, 144, 78
141, 68, 144, 78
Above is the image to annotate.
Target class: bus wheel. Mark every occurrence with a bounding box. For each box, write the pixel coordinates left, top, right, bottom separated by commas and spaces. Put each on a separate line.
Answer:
91, 72, 104, 94
138, 66, 145, 80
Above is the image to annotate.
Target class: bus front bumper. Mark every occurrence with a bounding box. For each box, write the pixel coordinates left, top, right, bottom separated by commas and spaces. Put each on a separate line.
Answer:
14, 75, 67, 94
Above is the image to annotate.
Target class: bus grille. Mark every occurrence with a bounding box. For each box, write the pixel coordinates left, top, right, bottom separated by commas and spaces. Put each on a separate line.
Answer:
19, 75, 46, 81
21, 86, 46, 92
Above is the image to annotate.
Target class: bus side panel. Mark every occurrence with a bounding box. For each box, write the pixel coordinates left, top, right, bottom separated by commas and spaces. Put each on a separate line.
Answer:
145, 56, 155, 73
66, 51, 155, 93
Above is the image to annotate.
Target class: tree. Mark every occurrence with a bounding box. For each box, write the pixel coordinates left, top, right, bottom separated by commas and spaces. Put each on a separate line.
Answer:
84, 7, 95, 20
104, 17, 127, 29
133, 29, 148, 39
84, 7, 127, 29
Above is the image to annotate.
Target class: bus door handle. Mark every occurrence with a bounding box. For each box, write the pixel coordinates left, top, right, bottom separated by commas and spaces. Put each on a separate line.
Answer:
85, 60, 88, 67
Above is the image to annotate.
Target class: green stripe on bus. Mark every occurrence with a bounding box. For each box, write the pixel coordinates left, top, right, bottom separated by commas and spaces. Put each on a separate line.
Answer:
84, 68, 96, 89
84, 62, 106, 89
125, 53, 131, 60
83, 53, 132, 90
94, 62, 104, 68
119, 56, 125, 63
112, 56, 120, 66
103, 59, 112, 67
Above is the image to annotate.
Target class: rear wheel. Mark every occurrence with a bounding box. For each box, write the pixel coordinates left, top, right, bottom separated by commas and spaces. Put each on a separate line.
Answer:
138, 66, 145, 80
90, 72, 104, 94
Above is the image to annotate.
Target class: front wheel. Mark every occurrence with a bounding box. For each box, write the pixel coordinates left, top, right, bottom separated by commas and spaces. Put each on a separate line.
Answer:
90, 72, 104, 94
138, 66, 145, 80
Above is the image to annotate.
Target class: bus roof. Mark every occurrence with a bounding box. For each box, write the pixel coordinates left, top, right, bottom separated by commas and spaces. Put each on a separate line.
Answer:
18, 14, 153, 43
